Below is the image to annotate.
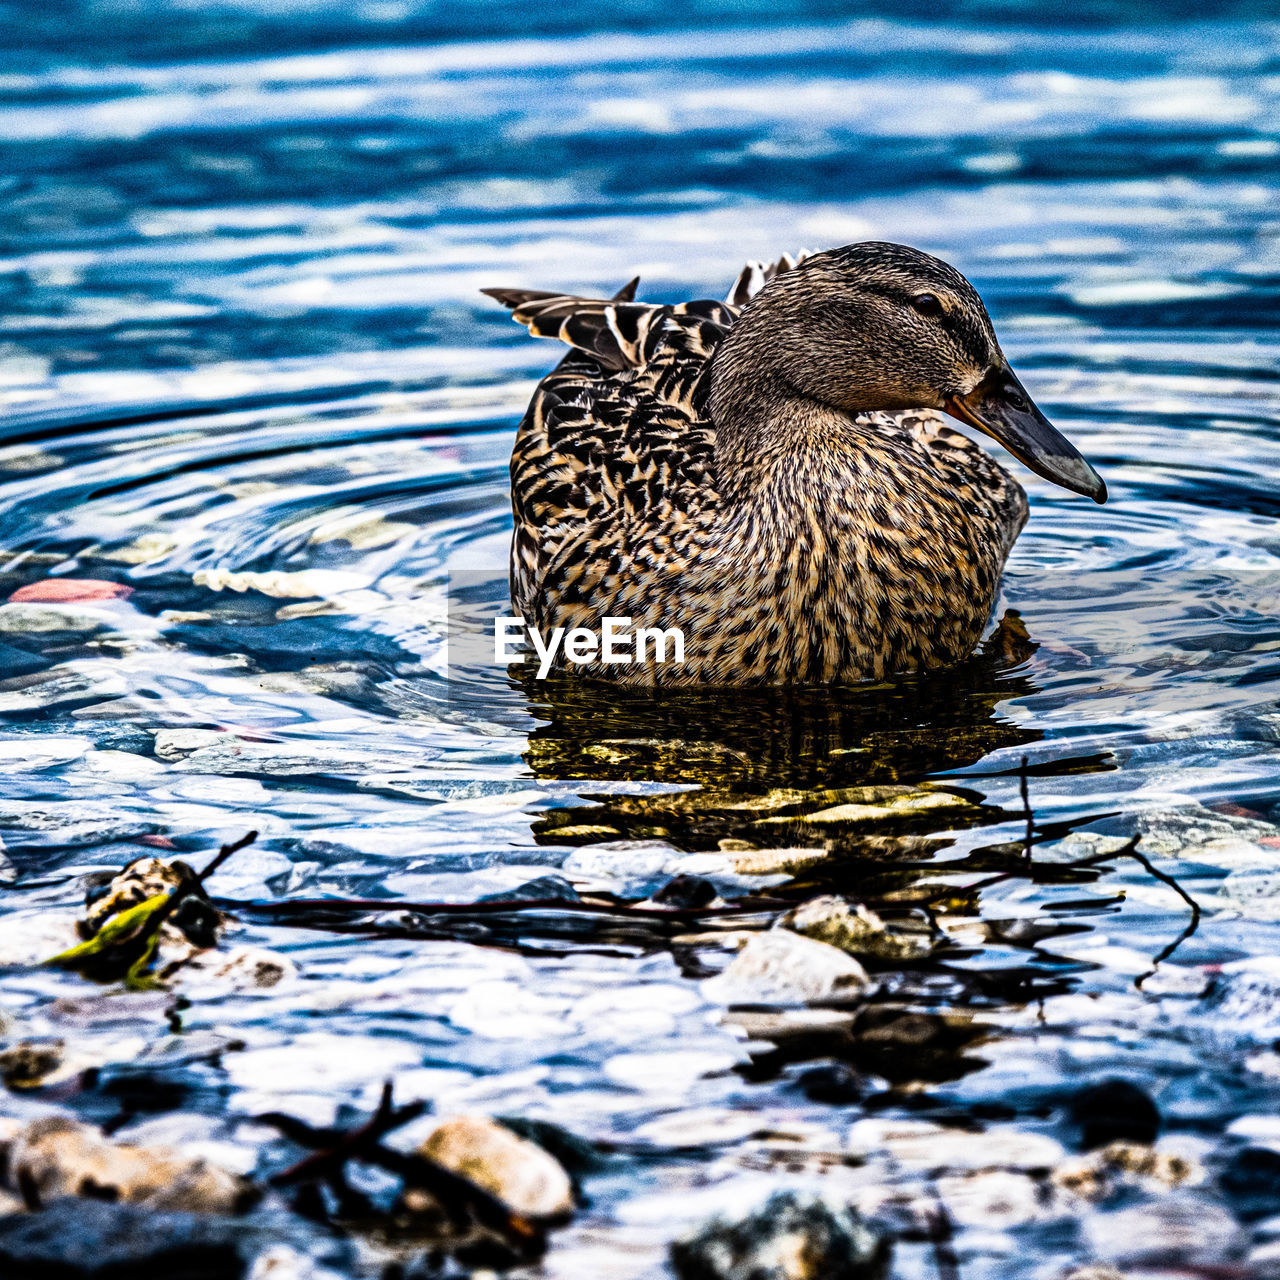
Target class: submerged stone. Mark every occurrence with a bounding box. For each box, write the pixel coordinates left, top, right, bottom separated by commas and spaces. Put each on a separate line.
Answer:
703, 931, 871, 1005
792, 1063, 870, 1104
0, 603, 108, 634
764, 788, 980, 829
1069, 1079, 1160, 1150
172, 945, 298, 993
779, 896, 933, 962
1134, 804, 1280, 869
650, 874, 718, 908
0, 1198, 247, 1279
9, 580, 133, 604
1222, 1146, 1280, 1220
1052, 1139, 1203, 1204
410, 1115, 574, 1222
848, 1118, 1064, 1172
479, 874, 581, 904
7, 1116, 256, 1214
1083, 1193, 1245, 1266
0, 1039, 72, 1090
670, 1190, 890, 1280
935, 1168, 1042, 1229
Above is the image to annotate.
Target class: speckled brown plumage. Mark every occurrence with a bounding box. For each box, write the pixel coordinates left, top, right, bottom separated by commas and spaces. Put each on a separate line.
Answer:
483, 242, 1098, 686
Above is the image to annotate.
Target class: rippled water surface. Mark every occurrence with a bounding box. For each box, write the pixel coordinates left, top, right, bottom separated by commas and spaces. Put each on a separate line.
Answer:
6, 3, 1280, 1276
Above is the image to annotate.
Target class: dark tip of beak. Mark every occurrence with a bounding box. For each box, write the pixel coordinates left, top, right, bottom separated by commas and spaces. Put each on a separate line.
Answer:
944, 366, 1106, 504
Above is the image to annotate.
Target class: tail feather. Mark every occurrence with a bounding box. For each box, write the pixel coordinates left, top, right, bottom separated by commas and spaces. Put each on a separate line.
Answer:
481, 278, 660, 372
482, 250, 804, 374
724, 249, 811, 306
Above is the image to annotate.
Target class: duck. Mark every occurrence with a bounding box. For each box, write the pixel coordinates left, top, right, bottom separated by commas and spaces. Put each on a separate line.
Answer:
483, 241, 1104, 686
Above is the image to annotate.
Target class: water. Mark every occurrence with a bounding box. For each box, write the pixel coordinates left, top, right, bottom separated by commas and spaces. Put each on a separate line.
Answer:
4, 2, 1280, 1274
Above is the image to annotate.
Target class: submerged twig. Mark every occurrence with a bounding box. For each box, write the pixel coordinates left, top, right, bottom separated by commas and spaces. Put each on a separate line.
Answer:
137, 829, 259, 942
942, 835, 1198, 917
1019, 755, 1033, 863
237, 893, 774, 924
258, 1080, 542, 1252
197, 829, 258, 884
1071, 838, 1202, 922
925, 1185, 961, 1280
265, 1079, 426, 1188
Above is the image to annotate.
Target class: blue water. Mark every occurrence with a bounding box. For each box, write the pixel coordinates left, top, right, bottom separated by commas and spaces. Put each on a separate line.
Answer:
4, 3, 1280, 1275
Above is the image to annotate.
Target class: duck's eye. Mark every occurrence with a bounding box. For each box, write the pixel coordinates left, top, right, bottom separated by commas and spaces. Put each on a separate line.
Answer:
911, 293, 944, 317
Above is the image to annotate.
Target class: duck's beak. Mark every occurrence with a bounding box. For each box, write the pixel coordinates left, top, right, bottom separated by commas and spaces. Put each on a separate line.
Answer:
944, 364, 1106, 503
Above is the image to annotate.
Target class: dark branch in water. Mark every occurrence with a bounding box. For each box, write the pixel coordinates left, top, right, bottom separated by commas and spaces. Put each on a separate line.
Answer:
237, 894, 775, 923
925, 1185, 961, 1280
1070, 837, 1202, 921
265, 1079, 426, 1188
258, 1080, 543, 1254
198, 829, 258, 884
44, 829, 259, 985
935, 774, 1203, 973
144, 829, 259, 937
1069, 838, 1203, 981
1019, 755, 1033, 863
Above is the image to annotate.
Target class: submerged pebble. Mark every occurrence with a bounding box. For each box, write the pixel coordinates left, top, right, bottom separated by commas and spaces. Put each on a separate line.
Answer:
407, 1115, 574, 1221
935, 1168, 1044, 1229
6, 1115, 256, 1214
0, 603, 109, 634
1068, 1079, 1160, 1150
172, 944, 298, 993
1082, 1192, 1245, 1266
248, 1244, 344, 1280
766, 787, 980, 829
9, 580, 133, 604
0, 1198, 249, 1279
779, 896, 934, 962
669, 1190, 890, 1280
1052, 1140, 1204, 1203
1135, 804, 1280, 868
850, 1119, 1065, 1173
703, 931, 871, 1005
1221, 1145, 1280, 1221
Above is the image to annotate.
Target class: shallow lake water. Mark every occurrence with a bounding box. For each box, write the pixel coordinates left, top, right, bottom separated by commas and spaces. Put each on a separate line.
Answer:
5, 2, 1280, 1276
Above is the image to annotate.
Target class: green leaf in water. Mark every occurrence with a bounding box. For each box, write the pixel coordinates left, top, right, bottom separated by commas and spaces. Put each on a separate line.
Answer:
43, 889, 173, 985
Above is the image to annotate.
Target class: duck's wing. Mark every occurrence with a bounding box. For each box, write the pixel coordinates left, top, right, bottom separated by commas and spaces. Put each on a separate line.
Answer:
486, 256, 811, 614
486, 283, 737, 613
483, 248, 810, 369
481, 280, 736, 373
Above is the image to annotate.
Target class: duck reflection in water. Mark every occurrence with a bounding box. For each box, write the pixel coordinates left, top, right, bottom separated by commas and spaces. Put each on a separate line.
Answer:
512, 618, 1109, 1089
521, 611, 1042, 858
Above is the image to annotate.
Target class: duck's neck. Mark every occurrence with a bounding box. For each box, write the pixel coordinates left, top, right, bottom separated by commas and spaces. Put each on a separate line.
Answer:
709, 364, 868, 505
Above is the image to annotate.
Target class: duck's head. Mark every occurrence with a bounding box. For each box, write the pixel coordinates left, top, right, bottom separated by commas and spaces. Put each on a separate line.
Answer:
716, 241, 1105, 502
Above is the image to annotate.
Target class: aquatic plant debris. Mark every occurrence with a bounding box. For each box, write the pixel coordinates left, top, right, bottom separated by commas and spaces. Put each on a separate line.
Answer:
43, 831, 257, 987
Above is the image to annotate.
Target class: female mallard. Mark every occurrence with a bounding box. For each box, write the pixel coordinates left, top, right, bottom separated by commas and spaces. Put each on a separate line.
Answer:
484, 242, 1104, 686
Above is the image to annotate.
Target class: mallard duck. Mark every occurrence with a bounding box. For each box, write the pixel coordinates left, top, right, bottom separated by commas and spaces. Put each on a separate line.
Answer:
484, 242, 1104, 686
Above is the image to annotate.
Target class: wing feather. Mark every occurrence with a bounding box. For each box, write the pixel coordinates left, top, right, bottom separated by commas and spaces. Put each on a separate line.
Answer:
484, 255, 802, 612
